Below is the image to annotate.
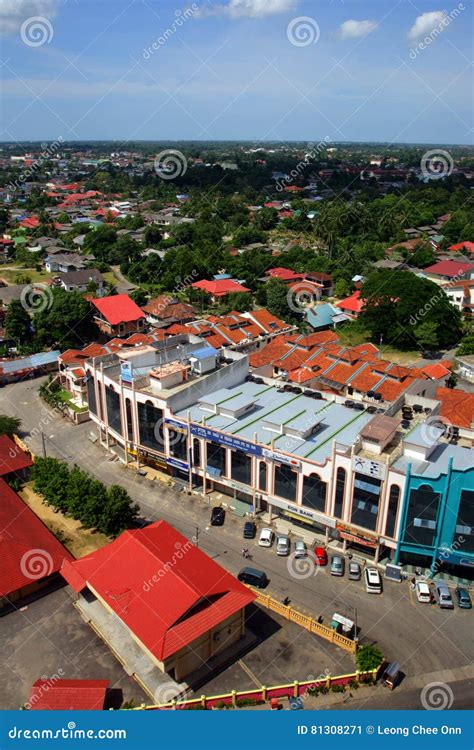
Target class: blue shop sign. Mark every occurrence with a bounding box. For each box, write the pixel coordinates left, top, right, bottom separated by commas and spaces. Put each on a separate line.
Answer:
166, 457, 189, 471
190, 424, 262, 457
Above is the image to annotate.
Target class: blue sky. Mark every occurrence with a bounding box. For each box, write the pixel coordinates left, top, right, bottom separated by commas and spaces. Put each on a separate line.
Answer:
1, 0, 472, 144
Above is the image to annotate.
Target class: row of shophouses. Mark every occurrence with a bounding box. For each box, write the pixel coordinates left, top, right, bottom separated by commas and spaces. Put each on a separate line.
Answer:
81, 335, 473, 578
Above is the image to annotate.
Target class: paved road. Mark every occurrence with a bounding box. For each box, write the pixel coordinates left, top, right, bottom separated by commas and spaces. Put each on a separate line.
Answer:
2, 378, 473, 689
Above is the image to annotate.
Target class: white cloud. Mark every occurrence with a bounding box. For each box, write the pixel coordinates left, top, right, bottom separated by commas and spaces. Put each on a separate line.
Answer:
337, 19, 378, 39
200, 0, 296, 18
408, 11, 447, 40
0, 0, 60, 35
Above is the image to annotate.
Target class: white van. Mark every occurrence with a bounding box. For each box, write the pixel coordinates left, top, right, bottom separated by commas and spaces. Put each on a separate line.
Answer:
415, 581, 431, 603
258, 527, 274, 548
364, 567, 382, 594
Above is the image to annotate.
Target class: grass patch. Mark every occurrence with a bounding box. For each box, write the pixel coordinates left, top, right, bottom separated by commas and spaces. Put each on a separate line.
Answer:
0, 268, 52, 284
20, 483, 110, 558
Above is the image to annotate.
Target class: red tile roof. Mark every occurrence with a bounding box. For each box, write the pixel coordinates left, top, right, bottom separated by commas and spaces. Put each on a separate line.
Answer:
91, 294, 145, 325
421, 362, 451, 380
191, 279, 251, 297
29, 680, 108, 710
0, 479, 73, 597
424, 260, 473, 278
436, 387, 474, 430
61, 520, 255, 661
0, 435, 33, 477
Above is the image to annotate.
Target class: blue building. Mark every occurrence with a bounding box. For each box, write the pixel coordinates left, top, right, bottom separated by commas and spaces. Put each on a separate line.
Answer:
394, 429, 474, 577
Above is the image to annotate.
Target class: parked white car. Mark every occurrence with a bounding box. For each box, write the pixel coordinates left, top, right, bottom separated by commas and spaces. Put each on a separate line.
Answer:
364, 567, 382, 594
415, 581, 431, 603
258, 527, 274, 547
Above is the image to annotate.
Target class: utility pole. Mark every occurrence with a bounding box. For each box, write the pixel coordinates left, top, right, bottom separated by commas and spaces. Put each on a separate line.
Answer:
195, 526, 199, 548
40, 428, 46, 458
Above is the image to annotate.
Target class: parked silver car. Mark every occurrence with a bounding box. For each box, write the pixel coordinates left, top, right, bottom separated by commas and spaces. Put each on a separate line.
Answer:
330, 555, 345, 576
348, 561, 361, 580
276, 535, 290, 556
294, 540, 307, 558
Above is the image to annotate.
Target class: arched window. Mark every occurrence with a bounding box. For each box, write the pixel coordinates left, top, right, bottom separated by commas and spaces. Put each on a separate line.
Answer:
125, 398, 133, 441
385, 485, 400, 538
137, 400, 164, 451
302, 473, 327, 513
404, 484, 441, 547
334, 468, 346, 519
105, 384, 122, 434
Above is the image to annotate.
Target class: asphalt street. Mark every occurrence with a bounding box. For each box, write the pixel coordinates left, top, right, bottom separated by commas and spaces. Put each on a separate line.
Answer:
1, 378, 473, 703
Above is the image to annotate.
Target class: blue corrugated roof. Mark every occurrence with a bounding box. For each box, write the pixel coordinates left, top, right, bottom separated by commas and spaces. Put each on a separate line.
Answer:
1, 350, 60, 374
191, 346, 217, 360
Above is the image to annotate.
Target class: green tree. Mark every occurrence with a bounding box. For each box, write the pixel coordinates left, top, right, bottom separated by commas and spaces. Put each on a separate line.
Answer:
99, 485, 139, 537
413, 320, 439, 350
334, 278, 350, 298
0, 414, 21, 436
356, 644, 384, 672
457, 332, 474, 356
265, 278, 293, 321
5, 300, 31, 346
32, 457, 70, 512
33, 288, 98, 349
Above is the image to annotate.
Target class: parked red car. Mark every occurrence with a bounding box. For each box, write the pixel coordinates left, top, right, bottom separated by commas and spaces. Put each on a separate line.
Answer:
314, 546, 328, 566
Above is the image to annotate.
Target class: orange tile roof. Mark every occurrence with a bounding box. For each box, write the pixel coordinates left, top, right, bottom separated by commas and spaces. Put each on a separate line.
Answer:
436, 388, 474, 429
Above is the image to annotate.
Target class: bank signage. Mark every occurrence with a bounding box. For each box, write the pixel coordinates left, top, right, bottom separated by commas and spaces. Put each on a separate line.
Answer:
165, 418, 187, 434
120, 361, 133, 383
262, 448, 301, 469
190, 424, 262, 457
336, 522, 379, 548
269, 495, 336, 529
352, 455, 387, 480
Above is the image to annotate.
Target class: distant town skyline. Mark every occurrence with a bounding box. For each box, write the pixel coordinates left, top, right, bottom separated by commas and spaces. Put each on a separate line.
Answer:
1, 0, 472, 144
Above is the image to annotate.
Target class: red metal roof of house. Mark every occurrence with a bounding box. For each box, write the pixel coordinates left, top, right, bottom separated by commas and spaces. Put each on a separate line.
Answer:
424, 260, 473, 277
191, 279, 250, 297
29, 679, 109, 710
448, 242, 474, 254
0, 435, 33, 477
435, 387, 474, 430
336, 291, 364, 313
91, 294, 145, 325
61, 520, 255, 661
0, 479, 73, 598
